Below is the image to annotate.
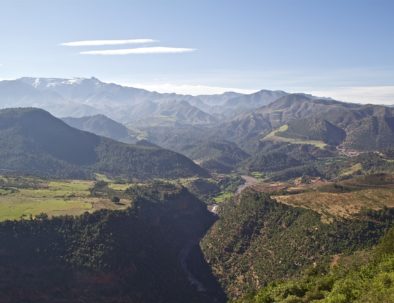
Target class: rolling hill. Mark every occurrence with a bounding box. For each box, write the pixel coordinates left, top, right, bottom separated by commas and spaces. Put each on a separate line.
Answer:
138, 94, 394, 178
62, 114, 138, 143
201, 189, 394, 299
0, 108, 208, 179
222, 89, 287, 115
240, 226, 394, 303
3, 78, 394, 179
276, 118, 346, 146
127, 99, 218, 127
216, 94, 394, 152
180, 140, 250, 173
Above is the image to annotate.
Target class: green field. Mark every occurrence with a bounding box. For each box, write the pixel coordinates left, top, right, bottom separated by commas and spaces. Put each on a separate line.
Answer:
263, 124, 327, 149
0, 177, 131, 221
108, 182, 134, 190
213, 191, 233, 203
250, 171, 265, 179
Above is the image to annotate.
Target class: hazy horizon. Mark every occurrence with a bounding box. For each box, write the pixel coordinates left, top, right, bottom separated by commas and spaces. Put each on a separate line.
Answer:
1, 0, 394, 104
0, 75, 393, 107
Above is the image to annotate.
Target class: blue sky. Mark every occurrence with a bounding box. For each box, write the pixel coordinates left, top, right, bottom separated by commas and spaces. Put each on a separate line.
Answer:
0, 0, 394, 103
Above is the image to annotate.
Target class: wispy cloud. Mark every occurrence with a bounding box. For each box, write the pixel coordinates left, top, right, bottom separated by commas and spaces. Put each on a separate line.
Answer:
80, 47, 196, 55
61, 39, 156, 46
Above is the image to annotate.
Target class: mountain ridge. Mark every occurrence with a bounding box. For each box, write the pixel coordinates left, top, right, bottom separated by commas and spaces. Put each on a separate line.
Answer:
62, 114, 138, 143
0, 107, 208, 179
0, 77, 287, 125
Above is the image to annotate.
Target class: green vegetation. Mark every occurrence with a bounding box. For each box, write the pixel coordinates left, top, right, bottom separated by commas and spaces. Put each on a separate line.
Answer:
217, 174, 245, 193
263, 124, 288, 139
180, 174, 243, 204
108, 182, 134, 190
94, 173, 113, 182
2, 97, 394, 302
181, 177, 221, 203
213, 191, 234, 203
355, 152, 394, 174
181, 140, 250, 173
238, 139, 337, 181
201, 189, 394, 299
62, 114, 137, 144
344, 114, 394, 151
242, 151, 301, 173
0, 108, 208, 180
210, 174, 245, 203
279, 118, 346, 146
0, 183, 222, 303
0, 176, 131, 221
263, 124, 328, 149
238, 227, 394, 303
216, 94, 394, 154
0, 198, 92, 221
0, 172, 243, 222
339, 163, 362, 176
240, 145, 394, 183
250, 172, 265, 179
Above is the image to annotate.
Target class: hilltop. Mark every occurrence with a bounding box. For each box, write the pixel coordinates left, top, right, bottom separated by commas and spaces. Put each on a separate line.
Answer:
0, 108, 208, 179
62, 114, 138, 143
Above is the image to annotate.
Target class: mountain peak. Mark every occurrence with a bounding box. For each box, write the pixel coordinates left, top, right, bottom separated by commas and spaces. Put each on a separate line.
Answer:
18, 76, 104, 89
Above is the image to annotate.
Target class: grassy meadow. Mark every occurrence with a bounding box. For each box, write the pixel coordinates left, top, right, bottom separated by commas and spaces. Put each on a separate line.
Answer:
213, 191, 234, 203
0, 176, 131, 221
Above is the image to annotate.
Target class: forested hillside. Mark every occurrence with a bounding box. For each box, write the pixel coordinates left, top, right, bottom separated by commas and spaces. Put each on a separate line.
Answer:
62, 114, 138, 143
1, 1, 394, 302
0, 182, 224, 303
238, 226, 394, 303
0, 108, 207, 179
201, 189, 394, 299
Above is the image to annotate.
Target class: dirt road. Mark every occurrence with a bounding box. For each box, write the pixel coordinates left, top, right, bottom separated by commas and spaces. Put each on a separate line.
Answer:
236, 175, 260, 194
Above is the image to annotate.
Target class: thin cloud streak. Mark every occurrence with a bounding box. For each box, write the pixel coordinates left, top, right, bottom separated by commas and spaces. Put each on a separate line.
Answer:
80, 47, 196, 55
61, 39, 156, 46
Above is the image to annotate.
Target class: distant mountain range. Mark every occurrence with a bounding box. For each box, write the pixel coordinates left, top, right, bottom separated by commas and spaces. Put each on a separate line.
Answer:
1, 77, 394, 175
0, 77, 287, 126
133, 94, 394, 173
